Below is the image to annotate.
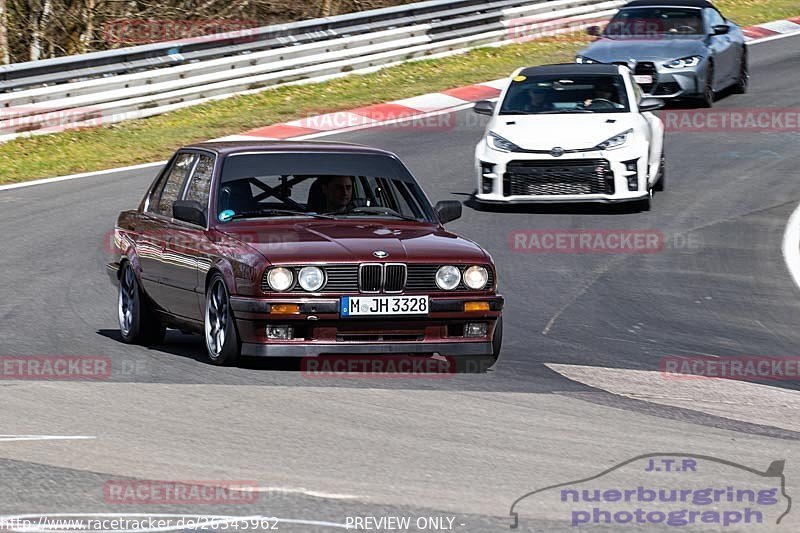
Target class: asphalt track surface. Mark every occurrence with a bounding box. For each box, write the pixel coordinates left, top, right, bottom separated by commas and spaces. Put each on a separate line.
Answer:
1, 34, 800, 532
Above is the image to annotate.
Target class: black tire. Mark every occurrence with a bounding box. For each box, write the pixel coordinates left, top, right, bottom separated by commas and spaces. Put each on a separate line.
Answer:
204, 273, 241, 366
732, 48, 748, 94
492, 315, 503, 361
697, 64, 714, 108
653, 150, 666, 192
118, 262, 166, 345
458, 316, 502, 373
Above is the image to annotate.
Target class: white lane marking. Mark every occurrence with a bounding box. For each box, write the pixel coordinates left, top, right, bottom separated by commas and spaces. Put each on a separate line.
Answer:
0, 514, 350, 532
0, 27, 797, 193
546, 363, 800, 433
0, 162, 164, 192
230, 486, 363, 500
0, 435, 96, 442
781, 200, 800, 289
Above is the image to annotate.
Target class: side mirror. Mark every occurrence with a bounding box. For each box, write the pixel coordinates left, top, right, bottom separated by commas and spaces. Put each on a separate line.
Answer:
639, 98, 664, 112
173, 199, 207, 226
473, 100, 496, 116
435, 200, 462, 224
586, 25, 601, 37
712, 24, 730, 35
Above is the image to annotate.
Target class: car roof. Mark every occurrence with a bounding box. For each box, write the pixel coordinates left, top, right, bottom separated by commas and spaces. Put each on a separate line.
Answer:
623, 0, 713, 8
518, 63, 622, 77
184, 140, 397, 157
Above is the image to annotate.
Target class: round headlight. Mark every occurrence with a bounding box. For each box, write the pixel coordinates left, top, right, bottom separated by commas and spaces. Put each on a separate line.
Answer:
436, 265, 461, 291
267, 267, 294, 292
464, 265, 489, 289
298, 266, 325, 292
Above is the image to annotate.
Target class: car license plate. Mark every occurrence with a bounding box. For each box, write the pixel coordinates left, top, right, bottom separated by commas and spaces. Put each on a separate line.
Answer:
634, 75, 653, 84
340, 296, 429, 317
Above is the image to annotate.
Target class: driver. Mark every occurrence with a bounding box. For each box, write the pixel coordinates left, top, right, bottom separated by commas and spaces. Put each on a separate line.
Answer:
525, 87, 553, 113
583, 83, 618, 108
321, 175, 355, 213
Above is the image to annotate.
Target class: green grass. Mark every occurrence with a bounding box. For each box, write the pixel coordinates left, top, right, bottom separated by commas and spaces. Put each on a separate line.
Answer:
716, 0, 799, 27
1, 0, 797, 183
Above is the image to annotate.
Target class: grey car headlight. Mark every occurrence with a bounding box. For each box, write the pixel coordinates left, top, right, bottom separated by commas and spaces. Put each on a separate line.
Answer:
267, 267, 294, 291
664, 55, 702, 69
298, 266, 325, 292
576, 55, 598, 64
488, 132, 522, 152
436, 265, 462, 291
596, 129, 633, 151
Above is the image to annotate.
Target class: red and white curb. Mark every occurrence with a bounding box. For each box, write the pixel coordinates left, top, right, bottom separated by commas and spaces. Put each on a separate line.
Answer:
213, 79, 508, 142
742, 16, 800, 40
214, 16, 800, 143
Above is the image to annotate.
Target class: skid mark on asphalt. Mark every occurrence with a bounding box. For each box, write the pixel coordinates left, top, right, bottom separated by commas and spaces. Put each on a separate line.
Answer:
541, 255, 627, 335
546, 364, 800, 433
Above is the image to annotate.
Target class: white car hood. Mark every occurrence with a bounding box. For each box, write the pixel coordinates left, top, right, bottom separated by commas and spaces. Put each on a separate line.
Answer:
487, 114, 638, 151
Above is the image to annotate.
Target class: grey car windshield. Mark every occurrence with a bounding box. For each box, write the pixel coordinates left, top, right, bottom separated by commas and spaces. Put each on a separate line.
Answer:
217, 152, 436, 222
499, 75, 630, 115
605, 7, 705, 36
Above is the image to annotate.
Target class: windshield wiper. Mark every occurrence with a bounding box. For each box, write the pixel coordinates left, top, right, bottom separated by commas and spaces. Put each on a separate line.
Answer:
345, 207, 420, 222
228, 209, 335, 221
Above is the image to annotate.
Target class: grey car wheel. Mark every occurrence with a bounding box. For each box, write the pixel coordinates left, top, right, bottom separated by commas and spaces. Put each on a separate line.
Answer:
733, 49, 748, 94
698, 64, 715, 108
205, 274, 241, 366
118, 262, 165, 345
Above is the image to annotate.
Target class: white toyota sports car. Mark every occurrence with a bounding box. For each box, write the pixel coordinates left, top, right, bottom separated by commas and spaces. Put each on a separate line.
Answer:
473, 64, 665, 210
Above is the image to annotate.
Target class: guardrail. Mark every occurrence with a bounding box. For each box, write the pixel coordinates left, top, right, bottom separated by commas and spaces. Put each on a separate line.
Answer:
0, 0, 622, 141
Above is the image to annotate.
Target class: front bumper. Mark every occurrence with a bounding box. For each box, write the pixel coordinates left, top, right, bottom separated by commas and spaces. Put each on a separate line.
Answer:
475, 141, 651, 204
641, 64, 705, 98
230, 295, 503, 358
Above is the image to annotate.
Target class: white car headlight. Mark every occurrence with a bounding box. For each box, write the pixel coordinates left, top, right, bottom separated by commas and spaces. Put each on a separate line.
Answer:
596, 129, 633, 150
488, 132, 522, 152
436, 265, 461, 291
298, 266, 325, 292
664, 55, 702, 69
463, 265, 489, 290
267, 267, 294, 291
576, 56, 598, 64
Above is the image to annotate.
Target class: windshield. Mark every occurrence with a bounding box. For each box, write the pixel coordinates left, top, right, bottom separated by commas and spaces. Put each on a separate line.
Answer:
217, 152, 436, 222
499, 74, 630, 115
605, 7, 705, 36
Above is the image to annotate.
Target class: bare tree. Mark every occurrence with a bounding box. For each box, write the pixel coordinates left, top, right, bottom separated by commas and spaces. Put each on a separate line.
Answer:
0, 0, 414, 64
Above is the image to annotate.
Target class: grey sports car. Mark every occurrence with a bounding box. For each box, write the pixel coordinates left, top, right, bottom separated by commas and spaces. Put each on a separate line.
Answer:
575, 0, 748, 107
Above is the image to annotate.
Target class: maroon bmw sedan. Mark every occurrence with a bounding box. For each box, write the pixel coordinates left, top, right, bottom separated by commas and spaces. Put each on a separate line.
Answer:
107, 141, 503, 369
